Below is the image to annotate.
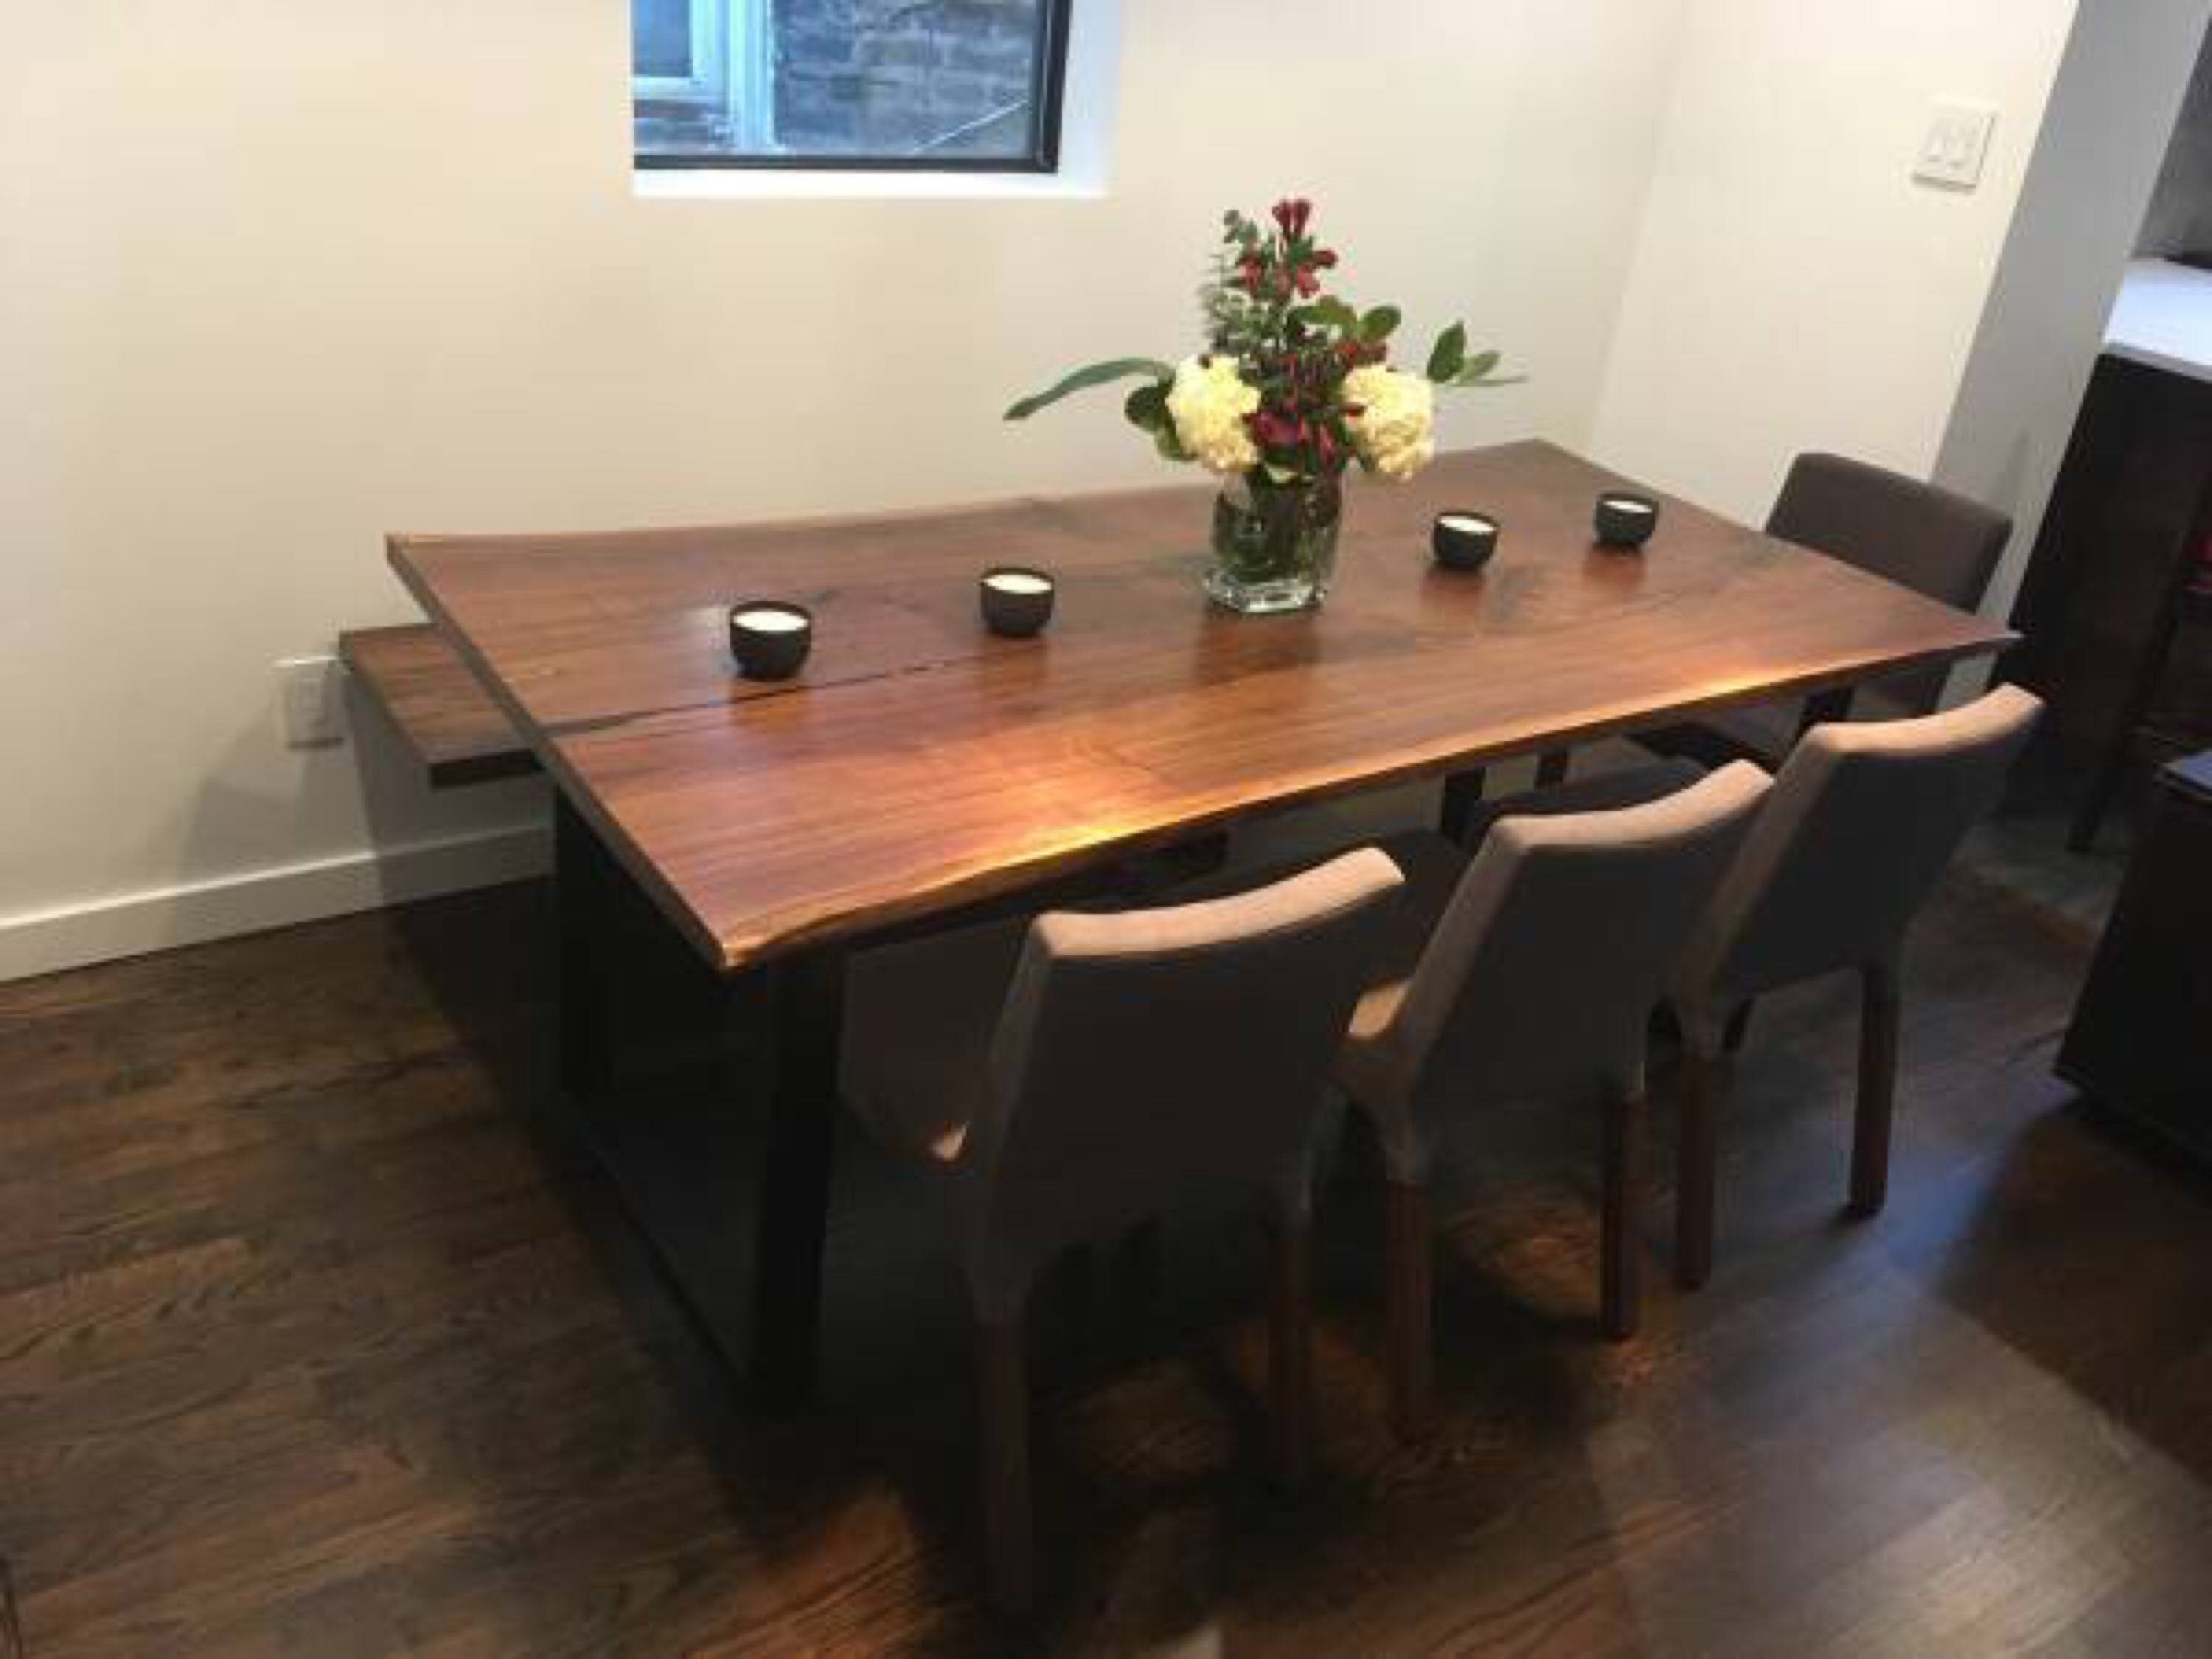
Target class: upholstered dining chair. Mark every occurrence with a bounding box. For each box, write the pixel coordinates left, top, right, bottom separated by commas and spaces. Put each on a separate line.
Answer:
1443, 453, 2014, 835
1664, 684, 2043, 1289
839, 849, 1404, 1613
1330, 762, 1771, 1436
1641, 453, 2015, 770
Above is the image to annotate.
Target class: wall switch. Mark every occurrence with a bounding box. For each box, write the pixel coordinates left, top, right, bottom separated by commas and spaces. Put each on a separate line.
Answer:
277, 655, 347, 749
1914, 100, 1996, 190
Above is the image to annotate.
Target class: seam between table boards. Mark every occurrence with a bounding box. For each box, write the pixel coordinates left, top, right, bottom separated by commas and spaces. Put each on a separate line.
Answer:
534, 646, 1004, 744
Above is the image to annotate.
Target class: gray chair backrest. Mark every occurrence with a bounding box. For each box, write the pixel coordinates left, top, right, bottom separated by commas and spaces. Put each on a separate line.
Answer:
1673, 686, 2042, 1018
1769, 454, 2012, 714
1392, 763, 1772, 1116
959, 848, 1402, 1312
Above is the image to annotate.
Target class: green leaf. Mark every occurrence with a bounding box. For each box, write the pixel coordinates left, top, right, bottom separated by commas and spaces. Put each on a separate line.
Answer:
1451, 353, 1526, 390
1124, 380, 1167, 425
1360, 305, 1402, 342
1304, 296, 1360, 337
1426, 322, 1468, 383
1005, 357, 1175, 421
1124, 381, 1190, 461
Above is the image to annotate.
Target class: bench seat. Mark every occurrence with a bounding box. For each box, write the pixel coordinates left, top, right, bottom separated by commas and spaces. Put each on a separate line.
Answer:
339, 625, 535, 787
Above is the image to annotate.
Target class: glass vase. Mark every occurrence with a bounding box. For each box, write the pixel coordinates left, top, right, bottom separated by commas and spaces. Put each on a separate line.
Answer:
1203, 472, 1345, 615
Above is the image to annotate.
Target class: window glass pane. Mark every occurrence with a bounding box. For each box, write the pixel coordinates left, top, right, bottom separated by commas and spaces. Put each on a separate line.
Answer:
633, 0, 1067, 169
633, 0, 695, 79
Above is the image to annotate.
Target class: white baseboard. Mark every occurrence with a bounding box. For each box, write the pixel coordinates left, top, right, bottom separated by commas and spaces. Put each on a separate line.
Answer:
0, 822, 552, 985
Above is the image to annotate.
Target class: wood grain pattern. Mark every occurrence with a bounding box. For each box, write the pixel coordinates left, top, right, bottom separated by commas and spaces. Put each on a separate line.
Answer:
5, 866, 2210, 1652
338, 625, 534, 787
393, 442, 2012, 969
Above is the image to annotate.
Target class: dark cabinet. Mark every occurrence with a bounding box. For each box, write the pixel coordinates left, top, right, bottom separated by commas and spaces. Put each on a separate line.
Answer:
2059, 749, 2212, 1162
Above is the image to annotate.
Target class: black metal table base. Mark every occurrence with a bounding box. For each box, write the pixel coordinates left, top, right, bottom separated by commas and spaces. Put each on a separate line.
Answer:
553, 796, 842, 1411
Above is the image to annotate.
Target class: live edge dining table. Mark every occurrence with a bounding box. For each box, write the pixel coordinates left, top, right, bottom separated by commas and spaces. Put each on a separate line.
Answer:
389, 439, 2012, 1407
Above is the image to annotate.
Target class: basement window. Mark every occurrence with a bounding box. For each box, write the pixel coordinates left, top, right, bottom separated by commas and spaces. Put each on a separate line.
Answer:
633, 0, 1075, 174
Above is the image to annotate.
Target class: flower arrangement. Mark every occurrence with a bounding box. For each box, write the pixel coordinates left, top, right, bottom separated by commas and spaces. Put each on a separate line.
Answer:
1006, 197, 1515, 611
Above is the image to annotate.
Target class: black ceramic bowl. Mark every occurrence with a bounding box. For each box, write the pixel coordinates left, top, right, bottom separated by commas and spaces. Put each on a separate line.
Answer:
1432, 511, 1500, 572
980, 566, 1057, 637
1595, 491, 1660, 549
727, 600, 813, 681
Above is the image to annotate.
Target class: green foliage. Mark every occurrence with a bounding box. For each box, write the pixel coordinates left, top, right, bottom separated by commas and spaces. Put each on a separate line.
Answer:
1200, 248, 1269, 360
1426, 321, 1467, 383
1005, 200, 1526, 482
1299, 296, 1360, 337
1004, 358, 1173, 421
1360, 305, 1401, 343
1448, 349, 1525, 388
1426, 332, 1525, 389
1124, 380, 1191, 461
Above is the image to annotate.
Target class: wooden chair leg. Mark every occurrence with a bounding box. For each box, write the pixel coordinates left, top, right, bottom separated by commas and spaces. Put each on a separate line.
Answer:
1674, 1044, 1722, 1290
1268, 1219, 1316, 1490
1601, 1090, 1645, 1340
974, 1312, 1034, 1615
1850, 964, 1901, 1217
1382, 1180, 1433, 1439
1440, 769, 1488, 842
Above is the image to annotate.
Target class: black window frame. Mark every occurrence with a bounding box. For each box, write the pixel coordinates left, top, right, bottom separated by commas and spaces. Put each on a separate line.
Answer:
634, 0, 1077, 176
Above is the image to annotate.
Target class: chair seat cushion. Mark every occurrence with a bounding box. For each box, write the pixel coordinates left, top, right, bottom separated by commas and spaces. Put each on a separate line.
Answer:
1450, 757, 1708, 847
841, 914, 1032, 1165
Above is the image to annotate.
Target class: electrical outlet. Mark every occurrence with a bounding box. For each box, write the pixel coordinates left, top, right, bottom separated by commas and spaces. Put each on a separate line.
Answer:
1914, 100, 1996, 190
276, 655, 347, 749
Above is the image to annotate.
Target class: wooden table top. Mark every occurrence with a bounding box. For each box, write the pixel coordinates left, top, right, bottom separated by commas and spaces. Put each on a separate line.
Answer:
392, 441, 2013, 970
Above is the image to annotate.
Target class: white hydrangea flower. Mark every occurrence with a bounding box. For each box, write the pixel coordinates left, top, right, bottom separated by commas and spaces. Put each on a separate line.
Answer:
1166, 355, 1261, 476
1344, 364, 1436, 483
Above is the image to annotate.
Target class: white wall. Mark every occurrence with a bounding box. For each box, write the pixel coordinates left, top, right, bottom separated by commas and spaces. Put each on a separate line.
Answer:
1587, 0, 2081, 526
0, 0, 1689, 980
7, 1, 2150, 981
1936, 0, 2212, 628
2135, 20, 2212, 257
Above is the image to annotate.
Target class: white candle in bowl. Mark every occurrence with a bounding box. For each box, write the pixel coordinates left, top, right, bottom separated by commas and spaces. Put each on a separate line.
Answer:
985, 571, 1054, 594
734, 608, 807, 632
1439, 514, 1495, 533
1607, 498, 1655, 515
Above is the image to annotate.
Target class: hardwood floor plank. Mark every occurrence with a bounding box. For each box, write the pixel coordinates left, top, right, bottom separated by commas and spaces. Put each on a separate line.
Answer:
3, 872, 2209, 1654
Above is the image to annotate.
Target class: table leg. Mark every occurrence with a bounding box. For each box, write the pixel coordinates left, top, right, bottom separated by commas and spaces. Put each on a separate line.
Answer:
552, 793, 844, 1411
554, 796, 613, 1102
1440, 768, 1488, 842
748, 947, 845, 1411
1795, 686, 1856, 742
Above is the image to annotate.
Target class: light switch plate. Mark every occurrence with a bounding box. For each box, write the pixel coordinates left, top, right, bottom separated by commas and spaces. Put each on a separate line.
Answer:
277, 655, 347, 749
1915, 100, 1997, 190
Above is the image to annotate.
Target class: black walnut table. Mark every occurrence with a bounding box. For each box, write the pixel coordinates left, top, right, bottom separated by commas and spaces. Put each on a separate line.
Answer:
390, 440, 2012, 1405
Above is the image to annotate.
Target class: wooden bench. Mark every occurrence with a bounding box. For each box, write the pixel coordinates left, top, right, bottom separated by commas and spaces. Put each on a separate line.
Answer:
339, 625, 535, 787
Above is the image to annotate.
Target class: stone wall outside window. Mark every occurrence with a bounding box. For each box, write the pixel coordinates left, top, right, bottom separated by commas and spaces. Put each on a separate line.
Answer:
773, 0, 1047, 159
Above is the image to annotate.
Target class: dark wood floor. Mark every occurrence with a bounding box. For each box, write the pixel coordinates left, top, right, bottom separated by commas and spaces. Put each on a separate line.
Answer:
3, 866, 2210, 1656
